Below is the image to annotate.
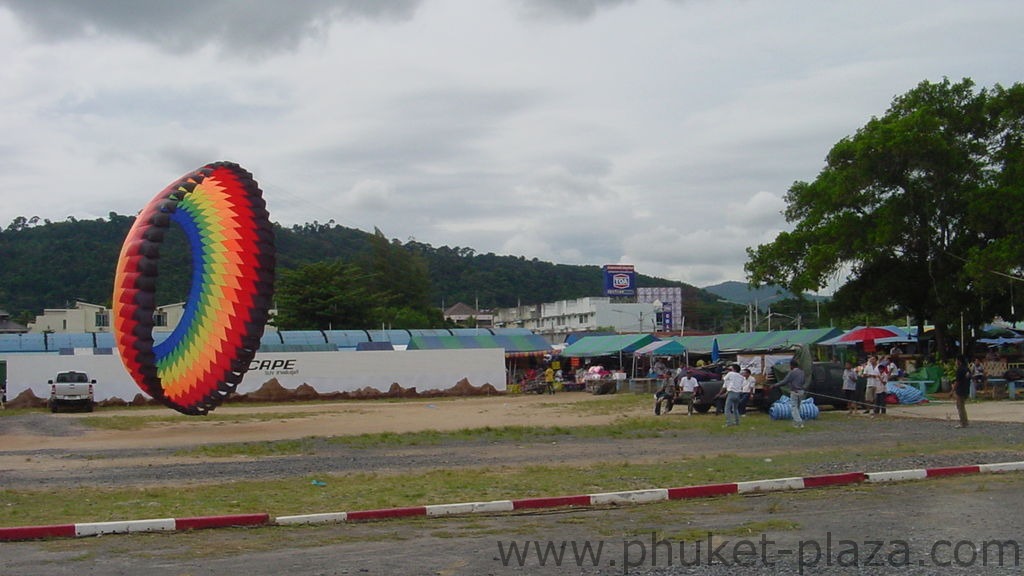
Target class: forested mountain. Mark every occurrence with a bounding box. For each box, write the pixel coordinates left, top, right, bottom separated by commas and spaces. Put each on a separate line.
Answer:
0, 215, 732, 330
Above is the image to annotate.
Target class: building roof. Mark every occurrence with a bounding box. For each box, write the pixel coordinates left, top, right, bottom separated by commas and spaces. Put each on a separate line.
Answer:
0, 312, 27, 333
444, 302, 479, 317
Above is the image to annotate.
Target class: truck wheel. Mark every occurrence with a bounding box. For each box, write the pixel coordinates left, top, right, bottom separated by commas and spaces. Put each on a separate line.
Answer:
49, 402, 59, 413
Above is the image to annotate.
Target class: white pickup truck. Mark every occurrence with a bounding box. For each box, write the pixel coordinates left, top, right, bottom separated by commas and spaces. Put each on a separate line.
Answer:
48, 371, 96, 413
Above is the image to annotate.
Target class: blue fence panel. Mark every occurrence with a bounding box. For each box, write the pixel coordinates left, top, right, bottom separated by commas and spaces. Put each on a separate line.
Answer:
94, 332, 116, 349
366, 330, 412, 346
20, 333, 46, 352
280, 330, 327, 346
0, 334, 22, 352
324, 330, 371, 349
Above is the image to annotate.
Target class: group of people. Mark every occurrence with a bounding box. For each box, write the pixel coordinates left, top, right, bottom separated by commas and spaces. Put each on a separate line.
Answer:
844, 355, 898, 417
653, 361, 809, 428
653, 367, 699, 416
714, 360, 808, 428
715, 364, 760, 426
653, 358, 812, 429
651, 351, 982, 431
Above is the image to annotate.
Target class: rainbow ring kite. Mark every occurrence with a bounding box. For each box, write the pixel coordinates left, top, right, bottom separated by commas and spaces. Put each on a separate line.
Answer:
113, 162, 275, 415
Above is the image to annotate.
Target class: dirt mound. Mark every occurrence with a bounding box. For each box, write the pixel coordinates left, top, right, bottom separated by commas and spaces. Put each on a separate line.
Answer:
229, 378, 502, 403
6, 388, 46, 409
5, 379, 503, 411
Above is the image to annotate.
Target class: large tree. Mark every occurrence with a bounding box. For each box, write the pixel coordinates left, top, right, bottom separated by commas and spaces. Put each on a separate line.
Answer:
272, 261, 377, 330
745, 78, 1024, 357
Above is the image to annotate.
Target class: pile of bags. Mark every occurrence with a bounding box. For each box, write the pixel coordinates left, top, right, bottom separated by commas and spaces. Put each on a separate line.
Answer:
885, 382, 926, 404
769, 395, 820, 421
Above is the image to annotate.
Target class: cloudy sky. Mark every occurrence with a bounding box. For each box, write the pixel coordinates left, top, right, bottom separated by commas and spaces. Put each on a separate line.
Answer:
1, 0, 1021, 289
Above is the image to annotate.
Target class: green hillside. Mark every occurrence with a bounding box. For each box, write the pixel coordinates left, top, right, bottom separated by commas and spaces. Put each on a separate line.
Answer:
0, 215, 735, 330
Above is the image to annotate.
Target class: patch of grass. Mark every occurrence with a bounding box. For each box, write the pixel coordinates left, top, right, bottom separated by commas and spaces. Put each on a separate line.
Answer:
3, 445, 992, 529
79, 411, 320, 431
0, 458, 745, 527
327, 411, 790, 449
542, 393, 650, 416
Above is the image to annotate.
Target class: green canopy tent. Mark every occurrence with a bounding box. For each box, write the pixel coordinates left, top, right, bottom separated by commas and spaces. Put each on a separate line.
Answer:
561, 334, 658, 357
678, 328, 842, 356
562, 334, 658, 376
632, 338, 688, 377
408, 333, 556, 389
406, 333, 553, 355
633, 339, 686, 356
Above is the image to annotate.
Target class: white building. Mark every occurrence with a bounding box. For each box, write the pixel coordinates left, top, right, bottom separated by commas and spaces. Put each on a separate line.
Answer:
494, 297, 658, 339
29, 301, 187, 334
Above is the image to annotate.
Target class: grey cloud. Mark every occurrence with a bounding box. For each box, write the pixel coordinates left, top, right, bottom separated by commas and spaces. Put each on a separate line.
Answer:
0, 0, 422, 55
514, 0, 637, 21
53, 87, 286, 127
302, 87, 535, 177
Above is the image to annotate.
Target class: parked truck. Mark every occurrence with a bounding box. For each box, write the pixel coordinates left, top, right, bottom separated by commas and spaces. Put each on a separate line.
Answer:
48, 371, 96, 413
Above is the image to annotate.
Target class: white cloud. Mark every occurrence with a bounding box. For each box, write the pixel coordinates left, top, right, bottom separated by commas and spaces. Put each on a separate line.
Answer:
1, 0, 1022, 290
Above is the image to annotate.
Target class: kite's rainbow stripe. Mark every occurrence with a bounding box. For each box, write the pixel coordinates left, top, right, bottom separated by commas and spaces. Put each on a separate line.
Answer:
113, 162, 275, 415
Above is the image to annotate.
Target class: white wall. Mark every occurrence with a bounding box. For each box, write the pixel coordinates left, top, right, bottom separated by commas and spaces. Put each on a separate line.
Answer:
2, 348, 506, 403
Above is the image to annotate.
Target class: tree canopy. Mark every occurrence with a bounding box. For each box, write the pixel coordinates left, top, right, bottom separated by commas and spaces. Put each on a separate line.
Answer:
745, 78, 1024, 357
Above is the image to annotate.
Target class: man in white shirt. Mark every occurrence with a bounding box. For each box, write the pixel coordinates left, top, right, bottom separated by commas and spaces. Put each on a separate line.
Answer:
720, 364, 746, 426
739, 368, 756, 415
677, 370, 698, 416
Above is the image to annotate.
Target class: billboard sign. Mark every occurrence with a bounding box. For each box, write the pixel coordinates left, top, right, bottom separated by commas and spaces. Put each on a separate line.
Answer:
602, 264, 637, 297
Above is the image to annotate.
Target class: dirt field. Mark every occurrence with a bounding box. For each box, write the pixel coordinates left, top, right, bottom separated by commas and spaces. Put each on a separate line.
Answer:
5, 390, 1023, 452
4, 393, 1024, 575
2, 393, 1023, 489
2, 392, 624, 452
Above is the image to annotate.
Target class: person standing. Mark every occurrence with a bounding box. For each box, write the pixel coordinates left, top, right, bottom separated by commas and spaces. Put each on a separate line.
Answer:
543, 365, 555, 394
842, 361, 858, 415
678, 370, 698, 416
721, 364, 745, 426
954, 356, 970, 428
874, 361, 889, 416
739, 368, 756, 415
773, 358, 807, 428
861, 356, 881, 415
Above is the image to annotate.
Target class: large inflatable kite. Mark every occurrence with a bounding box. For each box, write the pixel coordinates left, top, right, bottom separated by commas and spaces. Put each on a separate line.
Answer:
113, 162, 275, 415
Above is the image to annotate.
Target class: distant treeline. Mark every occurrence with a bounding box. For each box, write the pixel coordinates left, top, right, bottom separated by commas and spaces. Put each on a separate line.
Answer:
0, 214, 734, 330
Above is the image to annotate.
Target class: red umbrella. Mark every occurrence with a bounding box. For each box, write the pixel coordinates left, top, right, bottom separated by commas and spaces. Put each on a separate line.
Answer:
836, 326, 907, 343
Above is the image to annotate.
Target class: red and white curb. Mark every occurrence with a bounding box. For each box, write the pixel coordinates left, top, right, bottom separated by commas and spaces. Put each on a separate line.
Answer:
0, 514, 270, 542
4, 462, 1023, 541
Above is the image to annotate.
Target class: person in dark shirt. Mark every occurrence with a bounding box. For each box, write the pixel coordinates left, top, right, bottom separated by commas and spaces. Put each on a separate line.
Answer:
773, 358, 807, 428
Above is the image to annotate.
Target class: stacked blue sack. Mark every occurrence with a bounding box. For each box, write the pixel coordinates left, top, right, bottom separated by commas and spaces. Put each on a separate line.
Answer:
886, 382, 925, 404
769, 395, 820, 421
